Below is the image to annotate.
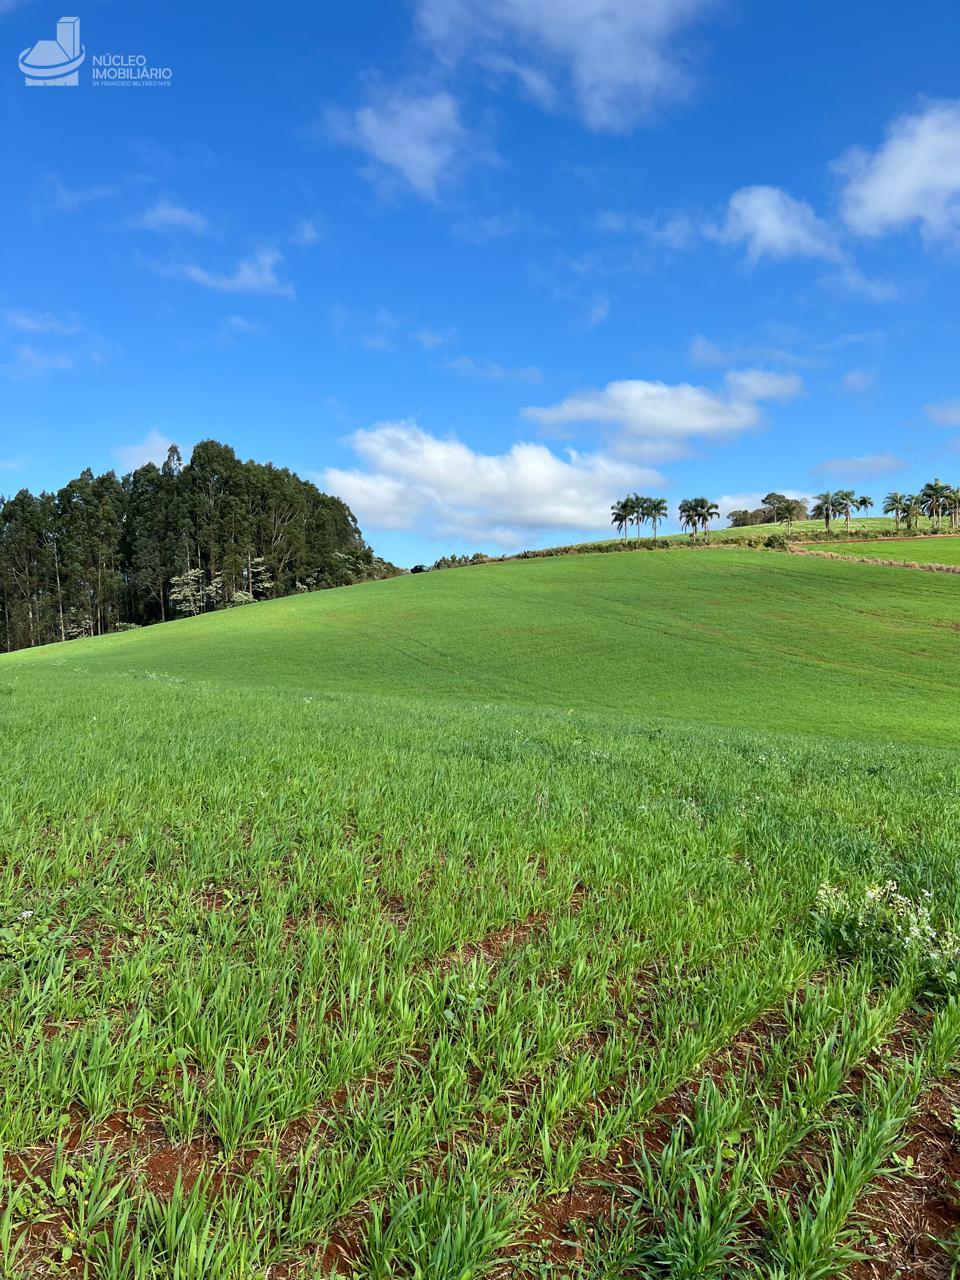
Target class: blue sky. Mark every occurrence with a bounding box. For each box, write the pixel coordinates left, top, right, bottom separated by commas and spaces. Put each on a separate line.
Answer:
2, 0, 960, 564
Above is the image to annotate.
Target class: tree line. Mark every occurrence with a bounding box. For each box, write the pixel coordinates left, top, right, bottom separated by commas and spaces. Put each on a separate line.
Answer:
612, 481, 960, 542
0, 439, 397, 654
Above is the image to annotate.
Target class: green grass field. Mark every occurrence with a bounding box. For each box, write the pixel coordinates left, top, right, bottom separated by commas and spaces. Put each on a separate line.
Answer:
573, 515, 931, 550
3, 548, 960, 1277
829, 535, 960, 564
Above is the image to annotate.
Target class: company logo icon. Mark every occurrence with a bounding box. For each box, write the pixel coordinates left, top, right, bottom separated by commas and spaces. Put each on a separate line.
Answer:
19, 16, 85, 86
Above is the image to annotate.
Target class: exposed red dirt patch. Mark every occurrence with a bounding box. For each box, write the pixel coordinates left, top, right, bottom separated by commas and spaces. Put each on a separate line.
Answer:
847, 1077, 960, 1280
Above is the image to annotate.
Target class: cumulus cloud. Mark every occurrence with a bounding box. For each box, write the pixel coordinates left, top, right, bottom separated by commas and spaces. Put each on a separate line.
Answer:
322, 419, 661, 545
173, 249, 294, 298
415, 0, 717, 132
327, 89, 481, 200
837, 100, 960, 241
926, 398, 960, 427
134, 200, 208, 234
711, 185, 840, 262
814, 452, 905, 478
113, 430, 174, 472
522, 368, 803, 460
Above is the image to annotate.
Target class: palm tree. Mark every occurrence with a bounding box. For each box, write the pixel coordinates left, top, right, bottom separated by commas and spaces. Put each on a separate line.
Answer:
700, 499, 720, 540
610, 499, 630, 541
921, 479, 949, 531
947, 485, 960, 532
678, 498, 698, 540
834, 489, 857, 534
645, 497, 668, 539
811, 491, 838, 532
679, 497, 720, 541
882, 491, 906, 532
903, 495, 922, 531
856, 495, 873, 521
630, 493, 646, 540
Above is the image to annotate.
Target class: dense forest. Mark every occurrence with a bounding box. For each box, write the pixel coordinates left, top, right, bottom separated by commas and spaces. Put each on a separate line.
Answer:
0, 439, 398, 653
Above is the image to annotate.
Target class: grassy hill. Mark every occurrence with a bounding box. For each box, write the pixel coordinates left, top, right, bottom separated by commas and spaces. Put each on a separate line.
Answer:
836, 534, 960, 563
7, 547, 960, 741
561, 515, 927, 552
3, 546, 960, 1277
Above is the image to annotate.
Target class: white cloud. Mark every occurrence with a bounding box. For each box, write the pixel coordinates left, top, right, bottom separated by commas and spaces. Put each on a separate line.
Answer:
723, 368, 804, 402
415, 327, 452, 349
328, 89, 480, 200
837, 100, 960, 241
712, 185, 840, 262
214, 315, 265, 346
452, 209, 537, 242
322, 419, 662, 545
581, 298, 611, 329
842, 369, 874, 394
593, 208, 697, 248
113, 430, 174, 472
523, 368, 803, 460
814, 452, 905, 478
688, 334, 728, 366
5, 346, 75, 378
47, 174, 117, 210
5, 309, 81, 335
708, 186, 895, 300
0, 459, 20, 471
445, 355, 543, 383
926, 398, 960, 427
134, 199, 207, 234
416, 0, 717, 132
291, 217, 321, 245
480, 53, 559, 110
222, 315, 262, 335
826, 263, 897, 303
174, 248, 294, 298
